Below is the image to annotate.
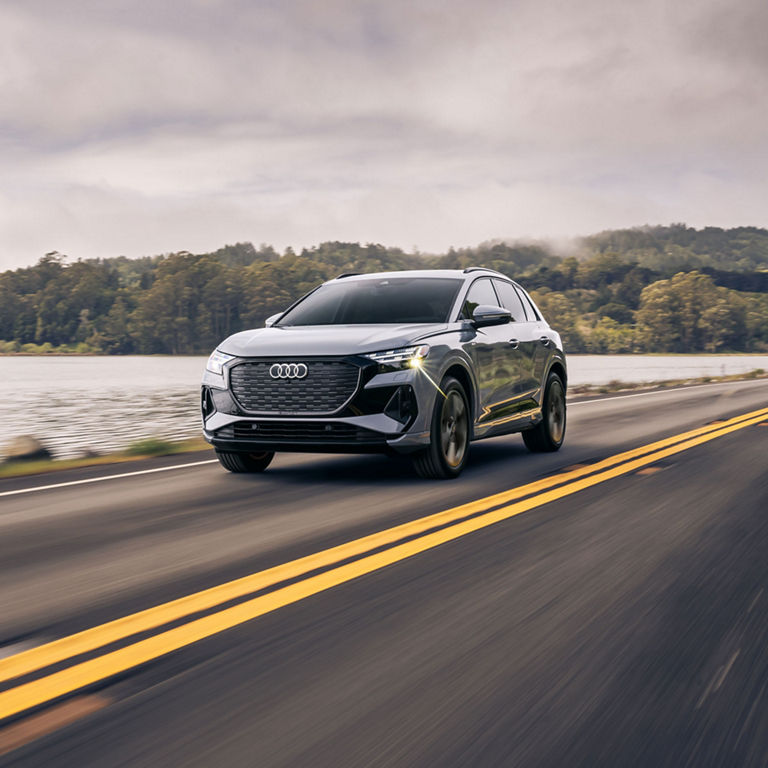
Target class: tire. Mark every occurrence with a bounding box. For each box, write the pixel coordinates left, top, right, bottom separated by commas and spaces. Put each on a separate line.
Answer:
522, 371, 566, 452
216, 450, 275, 473
412, 376, 471, 479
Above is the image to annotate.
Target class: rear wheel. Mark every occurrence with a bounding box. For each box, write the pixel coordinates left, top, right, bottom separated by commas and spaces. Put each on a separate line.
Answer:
522, 371, 566, 452
412, 376, 470, 479
216, 450, 275, 473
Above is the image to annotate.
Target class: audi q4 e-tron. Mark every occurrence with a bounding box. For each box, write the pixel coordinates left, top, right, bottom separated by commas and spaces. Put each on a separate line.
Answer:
201, 268, 567, 479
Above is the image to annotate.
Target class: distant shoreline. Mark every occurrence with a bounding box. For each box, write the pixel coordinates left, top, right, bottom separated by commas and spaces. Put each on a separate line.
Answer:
1, 371, 765, 480
569, 368, 767, 397
0, 350, 768, 360
2, 351, 768, 358
0, 352, 207, 357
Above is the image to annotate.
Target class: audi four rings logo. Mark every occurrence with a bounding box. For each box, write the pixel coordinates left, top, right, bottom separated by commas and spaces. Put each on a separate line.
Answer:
269, 362, 308, 379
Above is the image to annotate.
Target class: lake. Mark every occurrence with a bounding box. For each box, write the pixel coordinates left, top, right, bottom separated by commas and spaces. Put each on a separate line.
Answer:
1, 354, 766, 459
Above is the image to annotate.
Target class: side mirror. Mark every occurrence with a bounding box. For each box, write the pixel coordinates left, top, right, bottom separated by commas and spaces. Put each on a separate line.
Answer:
472, 304, 512, 328
265, 313, 282, 328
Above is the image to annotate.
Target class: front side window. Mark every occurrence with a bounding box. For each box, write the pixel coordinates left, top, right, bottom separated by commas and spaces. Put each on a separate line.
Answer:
276, 277, 464, 326
460, 278, 499, 320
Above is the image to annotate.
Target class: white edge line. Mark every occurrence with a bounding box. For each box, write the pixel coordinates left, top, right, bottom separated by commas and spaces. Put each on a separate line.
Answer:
2, 378, 765, 498
0, 459, 218, 498
568, 378, 767, 406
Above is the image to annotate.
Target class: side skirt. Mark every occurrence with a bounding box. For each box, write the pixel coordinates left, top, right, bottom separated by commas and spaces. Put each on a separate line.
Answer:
471, 406, 542, 441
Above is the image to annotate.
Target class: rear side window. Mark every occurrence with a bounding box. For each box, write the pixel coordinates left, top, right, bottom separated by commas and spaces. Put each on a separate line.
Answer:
460, 279, 499, 319
515, 286, 540, 321
492, 279, 527, 322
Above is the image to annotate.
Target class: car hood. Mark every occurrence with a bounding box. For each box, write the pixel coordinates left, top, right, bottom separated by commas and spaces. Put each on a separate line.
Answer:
218, 323, 447, 358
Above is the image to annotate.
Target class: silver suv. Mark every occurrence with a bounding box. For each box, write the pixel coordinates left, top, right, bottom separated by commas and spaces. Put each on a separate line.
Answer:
201, 268, 567, 479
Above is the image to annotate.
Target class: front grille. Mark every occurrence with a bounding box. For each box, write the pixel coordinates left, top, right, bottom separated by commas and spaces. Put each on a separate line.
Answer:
216, 421, 387, 444
229, 361, 360, 414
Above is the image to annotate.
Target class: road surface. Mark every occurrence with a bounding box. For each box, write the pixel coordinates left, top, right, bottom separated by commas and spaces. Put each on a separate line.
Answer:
1, 379, 767, 767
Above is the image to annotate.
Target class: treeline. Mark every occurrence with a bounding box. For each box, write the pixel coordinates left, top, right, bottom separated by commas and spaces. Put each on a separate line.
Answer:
1, 225, 767, 355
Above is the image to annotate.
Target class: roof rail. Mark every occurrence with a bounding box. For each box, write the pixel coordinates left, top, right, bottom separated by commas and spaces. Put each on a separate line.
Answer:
462, 267, 507, 277
335, 272, 361, 279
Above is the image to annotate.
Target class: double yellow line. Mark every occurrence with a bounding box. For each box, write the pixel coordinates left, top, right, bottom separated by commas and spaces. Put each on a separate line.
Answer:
1, 405, 767, 722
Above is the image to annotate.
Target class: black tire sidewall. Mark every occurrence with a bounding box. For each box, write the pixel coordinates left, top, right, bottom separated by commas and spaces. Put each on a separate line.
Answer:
216, 450, 275, 472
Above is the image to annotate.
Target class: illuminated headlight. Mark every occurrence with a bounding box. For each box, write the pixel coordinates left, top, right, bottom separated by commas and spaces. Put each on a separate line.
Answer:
364, 344, 430, 367
206, 349, 235, 376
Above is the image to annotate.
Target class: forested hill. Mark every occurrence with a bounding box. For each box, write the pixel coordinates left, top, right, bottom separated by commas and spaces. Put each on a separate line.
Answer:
1, 225, 767, 355
579, 224, 768, 272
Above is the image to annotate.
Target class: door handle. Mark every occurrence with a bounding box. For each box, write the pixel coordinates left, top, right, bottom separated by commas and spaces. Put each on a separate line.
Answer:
508, 339, 519, 349
539, 336, 550, 346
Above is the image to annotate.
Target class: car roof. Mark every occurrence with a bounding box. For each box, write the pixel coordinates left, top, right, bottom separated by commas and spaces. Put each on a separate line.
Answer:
328, 268, 513, 283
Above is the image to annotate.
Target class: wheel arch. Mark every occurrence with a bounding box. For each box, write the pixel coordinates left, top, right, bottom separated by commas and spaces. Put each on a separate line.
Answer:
547, 359, 567, 389
442, 361, 476, 432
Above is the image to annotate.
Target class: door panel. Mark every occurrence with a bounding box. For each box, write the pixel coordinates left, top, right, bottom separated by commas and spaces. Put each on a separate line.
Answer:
493, 279, 539, 409
516, 322, 546, 409
459, 278, 521, 423
514, 284, 550, 399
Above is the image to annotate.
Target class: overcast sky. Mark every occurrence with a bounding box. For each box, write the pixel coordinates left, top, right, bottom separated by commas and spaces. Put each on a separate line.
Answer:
1, 0, 766, 269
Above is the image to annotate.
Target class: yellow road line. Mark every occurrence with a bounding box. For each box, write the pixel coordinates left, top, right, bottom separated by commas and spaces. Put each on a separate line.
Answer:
0, 409, 765, 721
2, 404, 768, 688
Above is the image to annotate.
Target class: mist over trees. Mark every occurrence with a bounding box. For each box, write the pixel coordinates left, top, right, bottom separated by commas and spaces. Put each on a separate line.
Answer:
1, 225, 767, 355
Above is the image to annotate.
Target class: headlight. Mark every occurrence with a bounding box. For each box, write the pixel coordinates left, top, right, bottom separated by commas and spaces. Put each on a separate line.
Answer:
364, 344, 430, 367
206, 350, 235, 376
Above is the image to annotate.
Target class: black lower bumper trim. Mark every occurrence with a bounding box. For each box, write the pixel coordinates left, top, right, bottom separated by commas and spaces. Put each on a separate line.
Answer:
206, 420, 398, 454
208, 438, 393, 454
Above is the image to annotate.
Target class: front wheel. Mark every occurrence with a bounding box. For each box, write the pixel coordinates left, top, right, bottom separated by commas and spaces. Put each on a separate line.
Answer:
216, 450, 275, 473
522, 372, 566, 452
412, 376, 470, 479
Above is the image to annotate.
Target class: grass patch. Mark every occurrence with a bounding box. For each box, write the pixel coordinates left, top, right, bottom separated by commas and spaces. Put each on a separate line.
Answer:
0, 437, 211, 479
123, 438, 177, 457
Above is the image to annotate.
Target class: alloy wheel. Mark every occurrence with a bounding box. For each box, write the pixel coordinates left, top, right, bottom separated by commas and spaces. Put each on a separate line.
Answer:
547, 380, 565, 444
440, 390, 468, 467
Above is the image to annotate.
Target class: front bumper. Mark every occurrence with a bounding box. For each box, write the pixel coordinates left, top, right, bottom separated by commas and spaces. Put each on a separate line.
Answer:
201, 357, 436, 454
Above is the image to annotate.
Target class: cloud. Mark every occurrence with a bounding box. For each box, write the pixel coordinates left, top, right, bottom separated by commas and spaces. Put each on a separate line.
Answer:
0, 0, 766, 267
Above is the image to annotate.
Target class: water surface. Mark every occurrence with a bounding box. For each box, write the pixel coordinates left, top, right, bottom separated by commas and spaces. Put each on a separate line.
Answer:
1, 356, 207, 460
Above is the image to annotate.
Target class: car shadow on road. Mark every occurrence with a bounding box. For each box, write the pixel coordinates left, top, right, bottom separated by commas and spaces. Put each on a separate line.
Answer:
262, 437, 533, 485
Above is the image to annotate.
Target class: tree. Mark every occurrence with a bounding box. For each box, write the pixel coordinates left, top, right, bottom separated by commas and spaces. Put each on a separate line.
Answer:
100, 297, 133, 353
589, 317, 636, 353
530, 289, 586, 352
636, 271, 746, 352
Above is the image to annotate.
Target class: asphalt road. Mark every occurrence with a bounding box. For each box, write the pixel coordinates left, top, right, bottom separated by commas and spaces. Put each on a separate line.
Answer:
1, 379, 767, 767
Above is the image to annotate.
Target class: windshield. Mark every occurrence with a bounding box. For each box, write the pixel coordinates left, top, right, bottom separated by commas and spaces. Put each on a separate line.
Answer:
276, 277, 463, 326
